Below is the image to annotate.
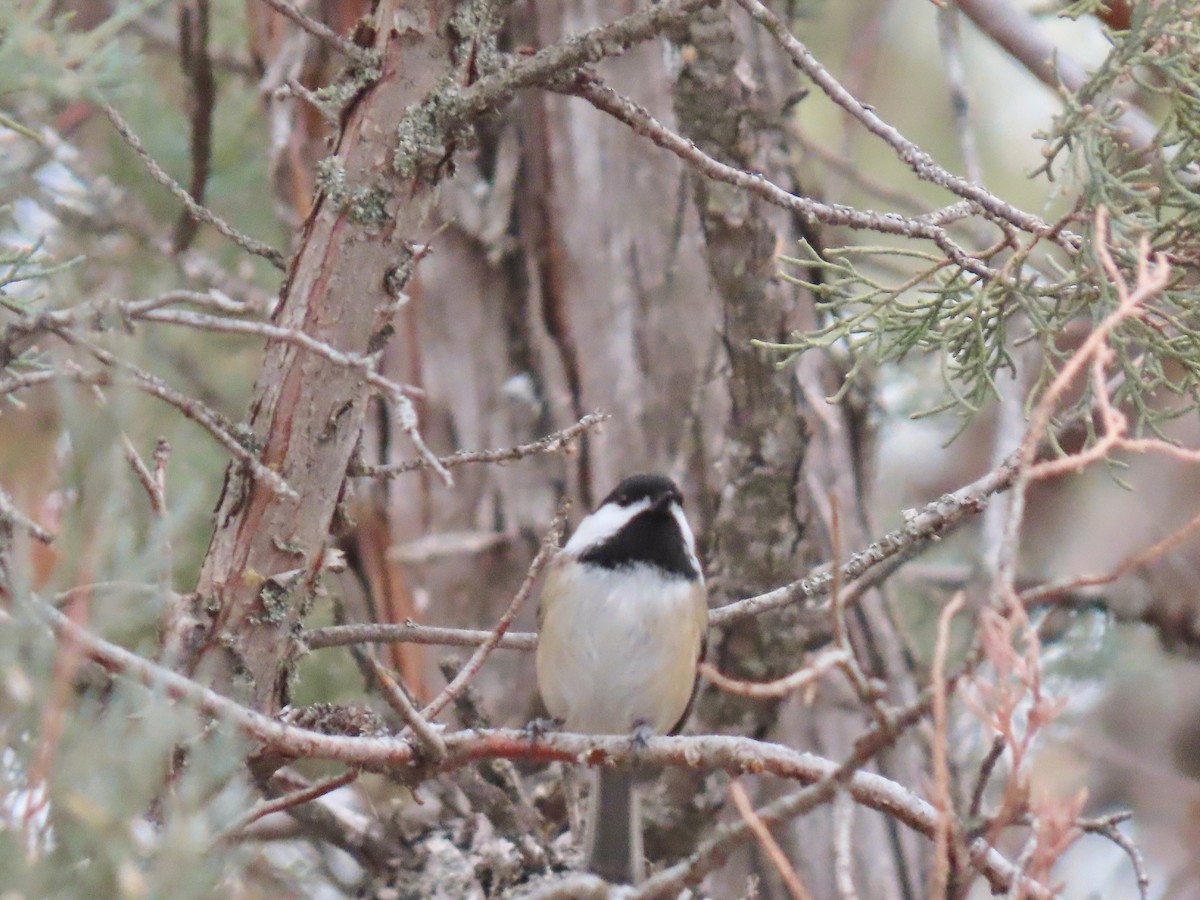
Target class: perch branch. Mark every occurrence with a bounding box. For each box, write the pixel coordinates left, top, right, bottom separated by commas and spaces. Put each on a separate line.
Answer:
14, 596, 1046, 898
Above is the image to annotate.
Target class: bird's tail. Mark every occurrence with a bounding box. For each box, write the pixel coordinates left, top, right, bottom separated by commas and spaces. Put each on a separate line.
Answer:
584, 767, 644, 884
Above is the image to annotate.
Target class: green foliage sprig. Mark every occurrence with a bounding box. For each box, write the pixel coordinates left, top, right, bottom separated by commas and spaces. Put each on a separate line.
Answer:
771, 0, 1200, 437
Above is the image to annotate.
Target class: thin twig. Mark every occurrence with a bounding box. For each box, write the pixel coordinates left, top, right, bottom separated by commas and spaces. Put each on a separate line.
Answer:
366, 656, 446, 762
420, 502, 568, 721
219, 768, 359, 841
700, 647, 849, 699
392, 390, 453, 487
173, 0, 215, 253
631, 694, 1053, 900
993, 208, 1171, 604
22, 590, 89, 843
121, 434, 167, 517
833, 791, 859, 900
729, 779, 814, 900
304, 622, 537, 652
969, 735, 1007, 820
1019, 505, 1200, 607
827, 494, 887, 713
792, 131, 946, 217
936, 2, 982, 185
570, 75, 999, 280
121, 434, 172, 592
138, 308, 418, 407
931, 591, 966, 900
953, 0, 1156, 152
68, 332, 297, 500
1078, 813, 1150, 900
734, 0, 1077, 251
152, 438, 170, 508
0, 368, 68, 399
711, 456, 1018, 626
0, 483, 55, 544
101, 104, 286, 269
253, 0, 373, 63
415, 0, 716, 137
6, 293, 448, 486
352, 411, 608, 477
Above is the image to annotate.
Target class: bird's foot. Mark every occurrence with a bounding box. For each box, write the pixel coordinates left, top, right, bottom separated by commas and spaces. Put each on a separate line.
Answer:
630, 720, 654, 753
524, 717, 563, 742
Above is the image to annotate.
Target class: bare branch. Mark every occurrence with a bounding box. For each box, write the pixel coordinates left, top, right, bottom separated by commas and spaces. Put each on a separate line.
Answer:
936, 2, 983, 185
630, 696, 1052, 899
931, 591, 967, 899
734, 0, 1077, 250
101, 104, 286, 269
365, 656, 446, 763
133, 308, 450, 481
711, 457, 1019, 627
569, 75, 999, 279
120, 434, 167, 518
138, 308, 415, 400
0, 483, 54, 544
969, 735, 1008, 820
97, 343, 298, 500
252, 0, 372, 63
419, 503, 568, 721
218, 768, 359, 842
954, 0, 1157, 152
729, 779, 814, 900
421, 0, 718, 135
833, 791, 858, 900
1020, 505, 1200, 607
351, 410, 608, 478
15, 594, 1043, 898
1078, 812, 1150, 900
700, 647, 849, 699
173, 0, 215, 253
304, 622, 537, 652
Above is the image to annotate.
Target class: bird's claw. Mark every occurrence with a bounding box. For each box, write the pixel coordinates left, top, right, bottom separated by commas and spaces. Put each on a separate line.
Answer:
524, 717, 563, 742
631, 721, 653, 752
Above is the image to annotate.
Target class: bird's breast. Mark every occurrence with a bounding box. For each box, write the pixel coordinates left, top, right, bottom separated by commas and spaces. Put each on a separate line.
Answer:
536, 560, 706, 735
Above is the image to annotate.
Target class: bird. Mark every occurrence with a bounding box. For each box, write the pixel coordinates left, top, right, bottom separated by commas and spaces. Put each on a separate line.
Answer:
535, 473, 708, 884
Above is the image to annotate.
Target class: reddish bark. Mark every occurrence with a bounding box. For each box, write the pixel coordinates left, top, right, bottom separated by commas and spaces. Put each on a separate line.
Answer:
185, 2, 451, 712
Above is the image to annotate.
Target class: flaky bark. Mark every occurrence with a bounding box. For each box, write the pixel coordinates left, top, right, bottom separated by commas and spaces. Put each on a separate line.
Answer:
181, 2, 452, 712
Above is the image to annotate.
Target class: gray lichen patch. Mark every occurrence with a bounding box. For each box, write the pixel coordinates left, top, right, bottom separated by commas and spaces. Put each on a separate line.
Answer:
315, 157, 393, 229
392, 81, 468, 178
256, 579, 291, 626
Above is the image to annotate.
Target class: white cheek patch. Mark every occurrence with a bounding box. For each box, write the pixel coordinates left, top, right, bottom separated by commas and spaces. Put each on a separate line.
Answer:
671, 502, 703, 582
564, 498, 652, 554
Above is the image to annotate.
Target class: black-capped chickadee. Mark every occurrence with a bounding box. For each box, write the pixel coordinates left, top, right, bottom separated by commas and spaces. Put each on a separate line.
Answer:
536, 474, 708, 884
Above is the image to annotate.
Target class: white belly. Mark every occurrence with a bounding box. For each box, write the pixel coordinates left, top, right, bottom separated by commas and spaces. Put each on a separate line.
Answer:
536, 561, 706, 735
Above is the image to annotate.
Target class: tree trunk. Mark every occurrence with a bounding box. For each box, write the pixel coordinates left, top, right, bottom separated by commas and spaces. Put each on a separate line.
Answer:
182, 1, 451, 713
